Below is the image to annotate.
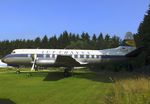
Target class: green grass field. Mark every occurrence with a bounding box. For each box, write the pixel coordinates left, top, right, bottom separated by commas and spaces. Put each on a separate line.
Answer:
0, 68, 150, 104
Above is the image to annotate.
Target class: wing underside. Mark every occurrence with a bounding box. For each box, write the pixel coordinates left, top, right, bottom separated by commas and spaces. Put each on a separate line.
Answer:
55, 55, 87, 66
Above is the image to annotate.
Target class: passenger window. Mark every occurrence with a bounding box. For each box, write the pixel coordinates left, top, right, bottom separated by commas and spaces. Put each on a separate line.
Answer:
86, 55, 89, 58
43, 54, 46, 58
37, 54, 43, 58
46, 54, 50, 58
91, 55, 94, 58
80, 55, 84, 58
12, 51, 15, 53
52, 54, 55, 58
96, 55, 100, 58
74, 55, 78, 58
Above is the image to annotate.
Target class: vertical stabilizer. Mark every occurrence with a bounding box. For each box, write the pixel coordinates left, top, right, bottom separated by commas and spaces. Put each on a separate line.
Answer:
121, 32, 136, 47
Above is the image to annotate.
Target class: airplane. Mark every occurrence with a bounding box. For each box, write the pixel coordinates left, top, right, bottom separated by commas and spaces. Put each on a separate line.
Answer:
1, 32, 142, 76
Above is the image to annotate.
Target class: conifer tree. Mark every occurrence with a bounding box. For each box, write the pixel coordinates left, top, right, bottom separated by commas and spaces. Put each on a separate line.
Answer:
137, 5, 150, 65
49, 36, 58, 49
137, 5, 150, 55
97, 33, 104, 49
34, 37, 41, 48
81, 32, 90, 42
41, 35, 49, 48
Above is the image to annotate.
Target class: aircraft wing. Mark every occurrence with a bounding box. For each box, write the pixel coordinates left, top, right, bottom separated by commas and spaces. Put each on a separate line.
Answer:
55, 55, 87, 66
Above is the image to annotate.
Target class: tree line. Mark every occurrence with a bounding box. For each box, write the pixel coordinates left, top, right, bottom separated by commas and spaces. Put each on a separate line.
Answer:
0, 32, 121, 58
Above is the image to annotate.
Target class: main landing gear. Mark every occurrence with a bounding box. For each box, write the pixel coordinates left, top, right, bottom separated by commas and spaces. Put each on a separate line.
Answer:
16, 66, 20, 74
16, 69, 20, 74
64, 67, 73, 77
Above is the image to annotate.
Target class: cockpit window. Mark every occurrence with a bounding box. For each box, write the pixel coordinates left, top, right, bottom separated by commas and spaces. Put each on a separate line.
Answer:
11, 51, 15, 53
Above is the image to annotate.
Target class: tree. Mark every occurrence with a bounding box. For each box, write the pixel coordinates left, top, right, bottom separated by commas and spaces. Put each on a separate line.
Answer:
26, 39, 35, 48
92, 34, 97, 42
41, 35, 49, 48
137, 5, 150, 65
69, 33, 77, 42
108, 35, 120, 48
104, 34, 111, 48
58, 31, 70, 49
66, 40, 89, 49
137, 5, 150, 53
90, 34, 97, 49
81, 32, 90, 42
34, 37, 41, 48
49, 36, 58, 49
97, 33, 104, 49
76, 34, 80, 40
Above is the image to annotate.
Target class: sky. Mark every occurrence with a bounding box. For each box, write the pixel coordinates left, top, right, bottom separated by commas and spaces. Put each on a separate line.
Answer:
0, 0, 149, 40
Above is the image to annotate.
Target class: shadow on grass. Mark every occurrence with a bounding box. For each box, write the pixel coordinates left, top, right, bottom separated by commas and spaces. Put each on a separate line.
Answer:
72, 72, 113, 83
43, 72, 65, 81
43, 71, 113, 82
42, 71, 147, 82
19, 71, 149, 83
0, 99, 15, 104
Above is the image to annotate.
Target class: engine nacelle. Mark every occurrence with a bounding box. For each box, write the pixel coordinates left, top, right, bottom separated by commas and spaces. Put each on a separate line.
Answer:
35, 59, 55, 66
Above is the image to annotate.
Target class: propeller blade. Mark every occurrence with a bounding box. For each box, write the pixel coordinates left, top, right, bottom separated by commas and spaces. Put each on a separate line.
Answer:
31, 61, 35, 71
31, 54, 37, 71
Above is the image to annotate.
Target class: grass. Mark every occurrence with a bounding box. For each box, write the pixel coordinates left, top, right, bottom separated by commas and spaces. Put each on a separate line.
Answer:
0, 68, 150, 104
0, 68, 111, 104
104, 74, 150, 104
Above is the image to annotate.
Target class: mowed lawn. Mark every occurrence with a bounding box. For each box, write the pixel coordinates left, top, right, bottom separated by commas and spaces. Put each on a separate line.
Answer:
0, 69, 112, 104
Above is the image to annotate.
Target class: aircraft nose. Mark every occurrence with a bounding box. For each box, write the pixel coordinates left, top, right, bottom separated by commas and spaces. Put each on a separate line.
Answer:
1, 54, 11, 63
1, 57, 6, 63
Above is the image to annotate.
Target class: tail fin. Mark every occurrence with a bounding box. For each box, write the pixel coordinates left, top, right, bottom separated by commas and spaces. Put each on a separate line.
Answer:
121, 32, 143, 57
121, 32, 136, 47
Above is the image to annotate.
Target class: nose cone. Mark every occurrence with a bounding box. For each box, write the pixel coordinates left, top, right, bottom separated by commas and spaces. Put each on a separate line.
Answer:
1, 57, 6, 63
1, 54, 10, 63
